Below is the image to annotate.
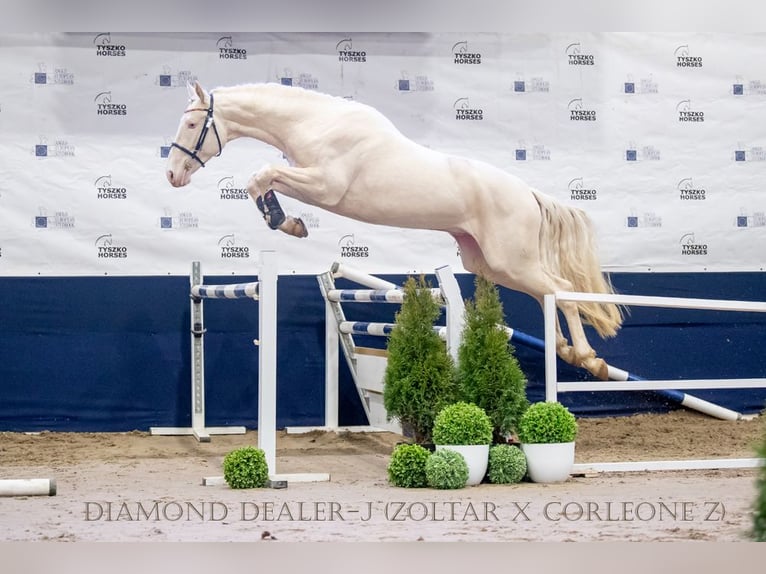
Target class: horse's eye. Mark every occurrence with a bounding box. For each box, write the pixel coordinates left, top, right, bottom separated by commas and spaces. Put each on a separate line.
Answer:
188, 122, 196, 129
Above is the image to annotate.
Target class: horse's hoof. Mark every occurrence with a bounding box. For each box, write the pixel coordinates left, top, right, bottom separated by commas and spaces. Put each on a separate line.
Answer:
294, 218, 308, 238
582, 357, 609, 380
280, 217, 308, 238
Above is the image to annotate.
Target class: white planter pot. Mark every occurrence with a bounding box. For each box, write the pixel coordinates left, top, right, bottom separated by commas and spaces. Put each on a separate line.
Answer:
435, 444, 489, 486
521, 442, 575, 483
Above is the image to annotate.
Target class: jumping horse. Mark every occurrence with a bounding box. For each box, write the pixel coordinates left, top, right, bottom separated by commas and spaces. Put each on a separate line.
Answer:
166, 81, 622, 379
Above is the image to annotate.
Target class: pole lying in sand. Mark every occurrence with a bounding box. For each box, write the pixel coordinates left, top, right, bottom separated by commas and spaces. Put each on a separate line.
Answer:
0, 478, 57, 497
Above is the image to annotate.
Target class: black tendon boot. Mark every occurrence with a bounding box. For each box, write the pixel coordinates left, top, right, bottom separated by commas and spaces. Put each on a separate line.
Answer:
255, 190, 286, 230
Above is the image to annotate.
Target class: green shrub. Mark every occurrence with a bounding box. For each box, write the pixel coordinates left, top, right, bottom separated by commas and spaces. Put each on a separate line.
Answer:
222, 446, 269, 489
387, 444, 431, 488
752, 421, 766, 541
432, 401, 493, 445
457, 276, 529, 442
383, 276, 457, 443
488, 444, 527, 484
517, 401, 578, 444
425, 449, 469, 490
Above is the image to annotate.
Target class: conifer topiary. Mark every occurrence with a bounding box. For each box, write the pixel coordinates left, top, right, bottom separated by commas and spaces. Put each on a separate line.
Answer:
383, 276, 457, 443
457, 275, 529, 442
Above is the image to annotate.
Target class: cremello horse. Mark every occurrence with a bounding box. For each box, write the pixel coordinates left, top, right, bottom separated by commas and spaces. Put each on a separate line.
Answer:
166, 81, 622, 379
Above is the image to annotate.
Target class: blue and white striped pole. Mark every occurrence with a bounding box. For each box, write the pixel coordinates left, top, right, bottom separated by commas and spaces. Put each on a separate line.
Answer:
191, 281, 259, 300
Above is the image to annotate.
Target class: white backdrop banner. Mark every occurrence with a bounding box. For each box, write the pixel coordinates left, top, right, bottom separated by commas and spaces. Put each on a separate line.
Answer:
0, 32, 764, 276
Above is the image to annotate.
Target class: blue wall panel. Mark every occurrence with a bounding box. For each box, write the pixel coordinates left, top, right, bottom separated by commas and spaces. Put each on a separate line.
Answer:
0, 272, 764, 432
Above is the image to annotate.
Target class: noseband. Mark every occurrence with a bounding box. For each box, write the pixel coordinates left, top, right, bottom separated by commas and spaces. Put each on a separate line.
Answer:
170, 92, 222, 168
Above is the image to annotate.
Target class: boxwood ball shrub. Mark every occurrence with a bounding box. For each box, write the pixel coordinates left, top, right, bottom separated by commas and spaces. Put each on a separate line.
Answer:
387, 443, 431, 488
488, 444, 527, 484
223, 446, 269, 489
432, 401, 493, 445
517, 401, 578, 444
425, 448, 469, 490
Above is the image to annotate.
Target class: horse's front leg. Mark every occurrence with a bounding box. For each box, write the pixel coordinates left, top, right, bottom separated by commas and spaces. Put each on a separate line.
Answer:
247, 165, 313, 238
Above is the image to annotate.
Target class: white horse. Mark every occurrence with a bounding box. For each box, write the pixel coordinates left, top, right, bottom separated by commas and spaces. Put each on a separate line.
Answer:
166, 81, 622, 379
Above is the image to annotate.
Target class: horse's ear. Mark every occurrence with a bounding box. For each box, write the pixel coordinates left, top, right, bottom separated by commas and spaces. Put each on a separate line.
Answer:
188, 80, 208, 104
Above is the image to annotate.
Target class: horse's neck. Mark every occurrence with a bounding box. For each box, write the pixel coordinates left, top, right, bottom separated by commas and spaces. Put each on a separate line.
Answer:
215, 84, 308, 149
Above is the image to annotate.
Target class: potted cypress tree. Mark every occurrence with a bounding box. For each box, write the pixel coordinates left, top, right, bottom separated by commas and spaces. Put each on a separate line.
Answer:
383, 276, 457, 444
457, 275, 529, 443
517, 401, 578, 483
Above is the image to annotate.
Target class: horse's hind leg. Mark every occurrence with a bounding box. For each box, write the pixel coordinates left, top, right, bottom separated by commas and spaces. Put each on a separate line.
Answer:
555, 297, 609, 380
528, 281, 608, 380
456, 232, 608, 380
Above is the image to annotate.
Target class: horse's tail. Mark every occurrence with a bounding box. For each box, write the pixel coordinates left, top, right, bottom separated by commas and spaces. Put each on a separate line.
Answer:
531, 189, 623, 338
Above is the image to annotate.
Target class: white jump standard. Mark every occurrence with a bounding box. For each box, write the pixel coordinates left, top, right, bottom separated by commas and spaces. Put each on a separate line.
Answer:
151, 251, 329, 485
150, 252, 279, 478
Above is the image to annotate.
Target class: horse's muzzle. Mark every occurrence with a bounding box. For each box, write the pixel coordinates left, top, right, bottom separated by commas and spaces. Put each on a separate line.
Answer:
166, 168, 190, 188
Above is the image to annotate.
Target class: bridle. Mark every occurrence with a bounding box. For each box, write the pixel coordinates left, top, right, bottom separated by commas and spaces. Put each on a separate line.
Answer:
170, 91, 222, 167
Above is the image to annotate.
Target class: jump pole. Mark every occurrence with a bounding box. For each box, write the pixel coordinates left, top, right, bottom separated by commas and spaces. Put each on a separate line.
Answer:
0, 478, 56, 497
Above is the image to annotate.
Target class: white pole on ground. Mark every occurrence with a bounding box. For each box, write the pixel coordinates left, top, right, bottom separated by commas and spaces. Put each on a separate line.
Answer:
258, 251, 278, 474
0, 478, 56, 497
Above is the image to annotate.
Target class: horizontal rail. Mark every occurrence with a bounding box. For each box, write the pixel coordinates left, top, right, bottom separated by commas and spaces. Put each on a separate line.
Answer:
339, 321, 447, 339
191, 282, 259, 299
340, 321, 394, 336
556, 291, 766, 313
558, 378, 766, 392
331, 262, 398, 290
326, 288, 442, 303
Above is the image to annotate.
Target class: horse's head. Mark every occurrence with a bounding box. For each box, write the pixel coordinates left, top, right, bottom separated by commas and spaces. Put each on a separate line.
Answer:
166, 81, 225, 187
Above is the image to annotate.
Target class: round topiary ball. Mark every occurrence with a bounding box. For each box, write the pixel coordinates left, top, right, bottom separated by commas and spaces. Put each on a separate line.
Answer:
488, 444, 527, 484
223, 446, 269, 489
387, 443, 431, 488
425, 448, 469, 490
432, 401, 493, 446
517, 401, 578, 444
